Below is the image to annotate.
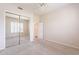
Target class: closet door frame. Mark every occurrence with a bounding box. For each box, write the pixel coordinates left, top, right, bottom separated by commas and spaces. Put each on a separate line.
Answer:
5, 11, 31, 48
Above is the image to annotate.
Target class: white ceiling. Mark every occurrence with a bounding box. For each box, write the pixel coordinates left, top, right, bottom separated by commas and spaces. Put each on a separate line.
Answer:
13, 3, 69, 15
10, 3, 40, 11
0, 3, 70, 15
12, 3, 69, 15
34, 3, 70, 15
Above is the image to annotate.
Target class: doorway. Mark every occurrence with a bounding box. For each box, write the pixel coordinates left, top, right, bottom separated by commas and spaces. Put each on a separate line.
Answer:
5, 12, 30, 48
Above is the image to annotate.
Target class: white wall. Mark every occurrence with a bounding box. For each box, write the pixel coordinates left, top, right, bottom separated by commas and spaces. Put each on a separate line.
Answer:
42, 4, 79, 49
0, 4, 34, 50
29, 17, 34, 41
39, 23, 44, 39
0, 10, 5, 50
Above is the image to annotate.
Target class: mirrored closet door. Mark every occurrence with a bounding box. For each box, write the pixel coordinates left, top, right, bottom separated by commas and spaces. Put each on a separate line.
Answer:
5, 12, 30, 48
5, 12, 20, 47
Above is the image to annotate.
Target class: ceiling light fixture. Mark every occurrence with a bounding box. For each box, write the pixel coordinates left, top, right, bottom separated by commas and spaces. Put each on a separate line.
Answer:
17, 7, 24, 10
40, 3, 47, 7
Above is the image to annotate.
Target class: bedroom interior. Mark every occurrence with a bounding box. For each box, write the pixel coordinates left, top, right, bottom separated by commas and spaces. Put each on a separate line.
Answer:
0, 3, 79, 55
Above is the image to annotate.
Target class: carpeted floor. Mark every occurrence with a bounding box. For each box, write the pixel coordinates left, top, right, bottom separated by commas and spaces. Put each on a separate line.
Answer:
6, 36, 30, 47
0, 39, 79, 55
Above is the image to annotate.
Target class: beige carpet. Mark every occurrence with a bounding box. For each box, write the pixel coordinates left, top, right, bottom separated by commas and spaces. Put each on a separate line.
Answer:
0, 40, 79, 55
0, 42, 55, 55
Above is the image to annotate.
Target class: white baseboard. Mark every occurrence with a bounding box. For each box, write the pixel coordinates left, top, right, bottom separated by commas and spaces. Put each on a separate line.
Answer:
46, 40, 79, 50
